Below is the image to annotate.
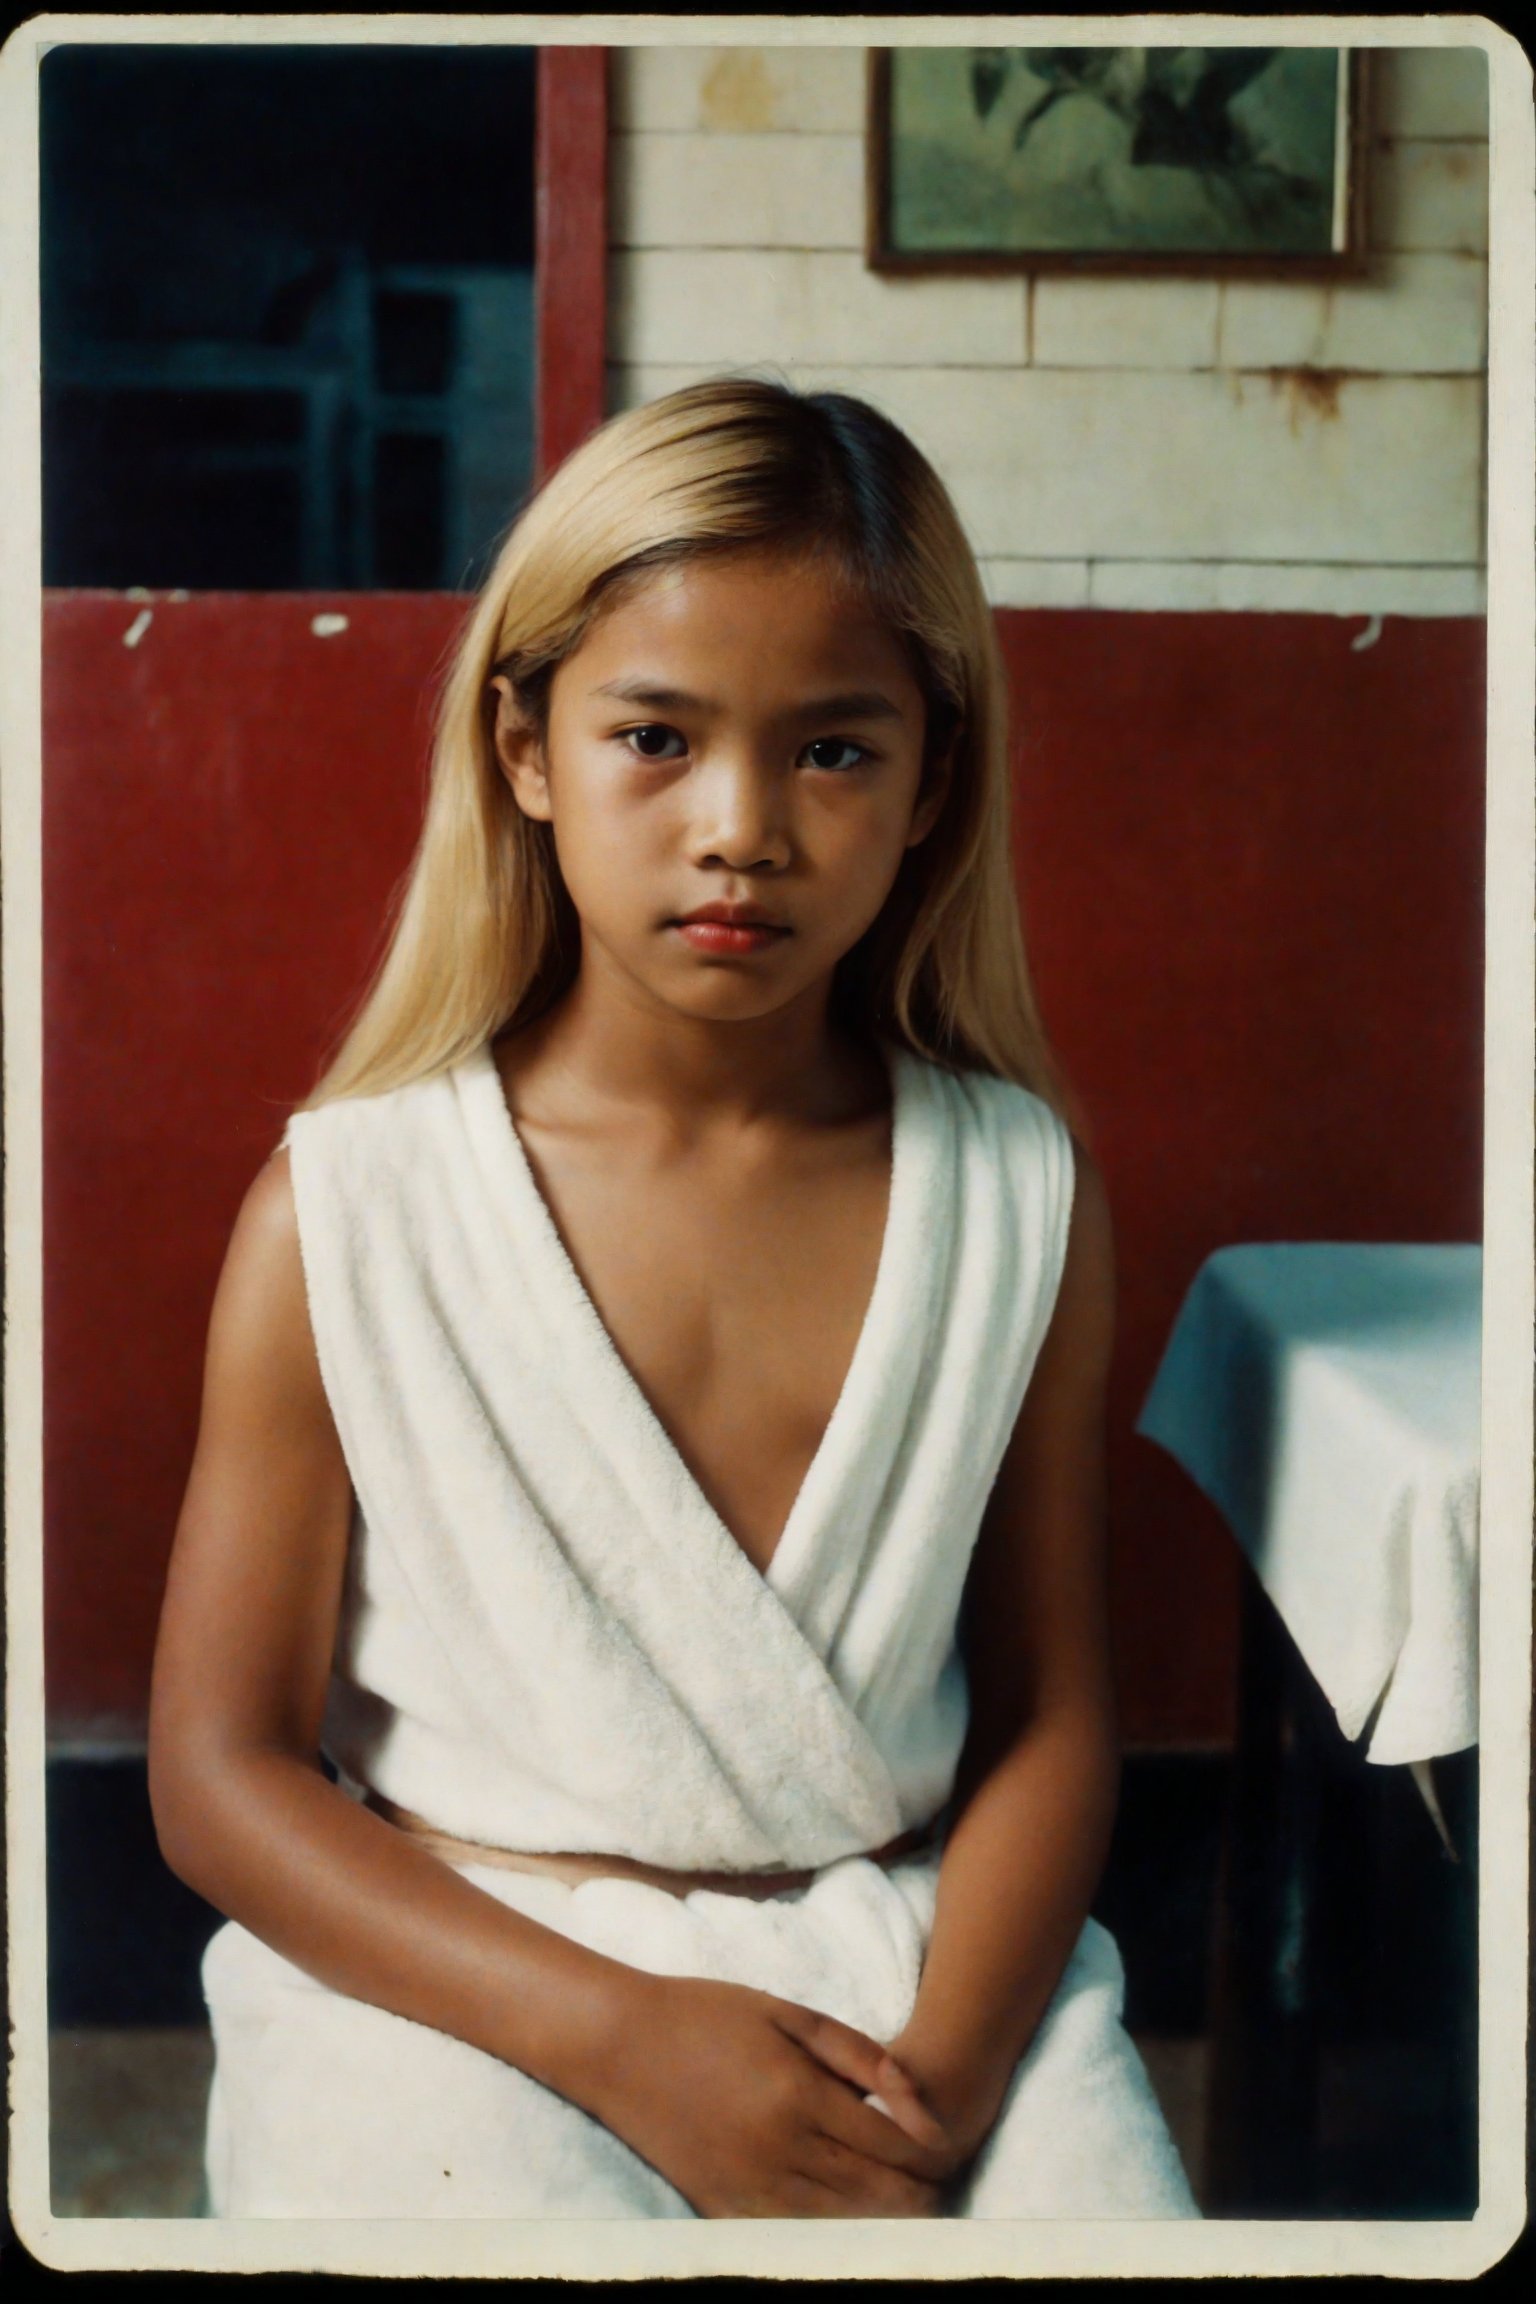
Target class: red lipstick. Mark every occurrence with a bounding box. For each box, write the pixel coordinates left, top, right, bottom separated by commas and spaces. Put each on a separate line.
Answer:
672, 902, 790, 956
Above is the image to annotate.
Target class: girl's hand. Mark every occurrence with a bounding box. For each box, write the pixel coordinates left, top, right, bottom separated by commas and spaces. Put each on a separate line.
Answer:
878, 2027, 1015, 2181
584, 1974, 954, 2218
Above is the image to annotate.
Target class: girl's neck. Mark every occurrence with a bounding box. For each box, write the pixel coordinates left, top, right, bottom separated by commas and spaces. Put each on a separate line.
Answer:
504, 965, 886, 1135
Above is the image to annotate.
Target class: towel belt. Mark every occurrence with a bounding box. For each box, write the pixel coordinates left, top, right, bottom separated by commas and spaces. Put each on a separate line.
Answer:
361, 1787, 935, 1901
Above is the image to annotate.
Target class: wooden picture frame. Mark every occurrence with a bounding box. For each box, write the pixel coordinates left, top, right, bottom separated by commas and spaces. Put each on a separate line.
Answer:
867, 46, 1370, 277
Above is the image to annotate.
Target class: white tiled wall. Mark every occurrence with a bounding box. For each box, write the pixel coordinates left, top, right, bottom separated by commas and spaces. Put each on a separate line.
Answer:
606, 43, 1490, 615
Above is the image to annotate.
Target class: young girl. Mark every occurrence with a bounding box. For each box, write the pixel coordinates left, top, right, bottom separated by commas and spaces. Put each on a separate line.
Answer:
149, 377, 1197, 2221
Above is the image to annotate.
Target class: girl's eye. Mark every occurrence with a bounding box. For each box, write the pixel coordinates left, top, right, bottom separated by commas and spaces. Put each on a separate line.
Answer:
803, 737, 869, 772
622, 724, 686, 761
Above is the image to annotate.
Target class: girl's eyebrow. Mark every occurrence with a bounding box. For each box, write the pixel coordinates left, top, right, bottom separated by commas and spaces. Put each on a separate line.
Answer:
591, 679, 703, 711
793, 691, 906, 724
591, 678, 906, 723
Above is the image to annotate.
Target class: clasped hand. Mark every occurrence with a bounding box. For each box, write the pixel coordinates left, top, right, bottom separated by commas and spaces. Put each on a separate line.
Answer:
590, 1974, 976, 2218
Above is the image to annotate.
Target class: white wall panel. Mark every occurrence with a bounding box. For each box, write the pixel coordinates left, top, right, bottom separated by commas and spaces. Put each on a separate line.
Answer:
610, 45, 865, 136
612, 132, 864, 251
614, 251, 1026, 369
1212, 562, 1486, 615
1220, 254, 1487, 375
1369, 46, 1490, 140
1033, 279, 1221, 372
785, 368, 1480, 565
1370, 141, 1490, 255
977, 559, 1093, 609
1088, 561, 1225, 610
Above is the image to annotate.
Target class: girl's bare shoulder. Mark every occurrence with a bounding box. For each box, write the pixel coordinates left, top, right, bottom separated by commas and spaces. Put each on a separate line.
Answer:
234, 1143, 300, 1249
205, 1148, 322, 1409
1032, 1136, 1114, 1394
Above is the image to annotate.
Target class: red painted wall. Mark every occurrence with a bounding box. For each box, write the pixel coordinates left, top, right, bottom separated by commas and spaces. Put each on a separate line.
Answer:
1001, 610, 1485, 1740
42, 594, 469, 1741
40, 596, 1485, 1746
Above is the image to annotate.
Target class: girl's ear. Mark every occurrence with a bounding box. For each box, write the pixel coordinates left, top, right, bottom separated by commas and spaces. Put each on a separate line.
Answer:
490, 674, 553, 822
904, 733, 956, 851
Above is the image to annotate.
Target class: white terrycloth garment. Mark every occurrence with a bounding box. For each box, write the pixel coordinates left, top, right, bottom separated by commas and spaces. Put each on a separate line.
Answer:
201, 1041, 1197, 2220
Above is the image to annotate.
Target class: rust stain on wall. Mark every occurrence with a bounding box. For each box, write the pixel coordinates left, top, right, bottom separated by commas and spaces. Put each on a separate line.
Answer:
1265, 366, 1346, 434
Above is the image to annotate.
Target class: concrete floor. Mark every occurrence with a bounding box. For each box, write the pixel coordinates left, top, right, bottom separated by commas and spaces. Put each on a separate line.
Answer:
46, 2026, 1211, 2219
49, 2028, 214, 2219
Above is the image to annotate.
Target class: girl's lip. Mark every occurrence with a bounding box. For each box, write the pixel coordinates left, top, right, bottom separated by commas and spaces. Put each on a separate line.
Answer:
672, 919, 790, 955
674, 903, 786, 927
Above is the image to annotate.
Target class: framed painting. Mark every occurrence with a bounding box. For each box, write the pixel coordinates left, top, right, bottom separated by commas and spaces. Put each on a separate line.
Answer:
867, 45, 1369, 276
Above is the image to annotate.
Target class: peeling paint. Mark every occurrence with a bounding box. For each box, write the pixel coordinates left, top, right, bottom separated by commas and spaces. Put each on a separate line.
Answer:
122, 609, 152, 648
310, 613, 349, 638
1351, 613, 1385, 652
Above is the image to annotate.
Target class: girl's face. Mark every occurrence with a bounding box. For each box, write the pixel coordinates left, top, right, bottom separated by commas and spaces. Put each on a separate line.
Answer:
493, 549, 949, 1032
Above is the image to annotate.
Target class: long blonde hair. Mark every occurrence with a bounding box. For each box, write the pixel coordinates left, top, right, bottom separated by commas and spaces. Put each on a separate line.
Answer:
305, 376, 1063, 1110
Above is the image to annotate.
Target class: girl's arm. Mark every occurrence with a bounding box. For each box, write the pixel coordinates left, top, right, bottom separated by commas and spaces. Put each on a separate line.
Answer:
882, 1139, 1122, 2165
149, 1152, 950, 2217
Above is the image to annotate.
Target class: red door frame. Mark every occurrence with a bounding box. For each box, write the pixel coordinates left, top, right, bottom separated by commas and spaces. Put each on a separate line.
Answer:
535, 46, 608, 480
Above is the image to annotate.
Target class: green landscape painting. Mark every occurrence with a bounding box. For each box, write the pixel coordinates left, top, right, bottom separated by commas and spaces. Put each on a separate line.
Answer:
882, 47, 1350, 262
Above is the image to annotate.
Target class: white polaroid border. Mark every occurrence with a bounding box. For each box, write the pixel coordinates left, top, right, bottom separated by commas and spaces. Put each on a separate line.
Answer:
3, 9, 1531, 2281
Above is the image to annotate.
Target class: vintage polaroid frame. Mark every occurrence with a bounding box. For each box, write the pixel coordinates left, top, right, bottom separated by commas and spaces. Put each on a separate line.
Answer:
867, 44, 1371, 276
2, 9, 1531, 2283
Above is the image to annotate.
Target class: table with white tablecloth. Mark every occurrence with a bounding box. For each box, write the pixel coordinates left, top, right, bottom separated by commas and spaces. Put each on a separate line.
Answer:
1138, 1241, 1480, 1765
1137, 1243, 1481, 2213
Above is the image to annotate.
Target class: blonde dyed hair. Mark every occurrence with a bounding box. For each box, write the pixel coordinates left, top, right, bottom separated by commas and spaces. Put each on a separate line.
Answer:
306, 376, 1062, 1111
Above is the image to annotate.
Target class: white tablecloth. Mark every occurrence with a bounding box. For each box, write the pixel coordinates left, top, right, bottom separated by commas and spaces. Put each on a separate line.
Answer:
1137, 1244, 1480, 1766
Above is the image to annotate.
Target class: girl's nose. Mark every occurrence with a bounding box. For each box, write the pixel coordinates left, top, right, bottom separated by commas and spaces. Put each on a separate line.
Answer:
691, 755, 792, 873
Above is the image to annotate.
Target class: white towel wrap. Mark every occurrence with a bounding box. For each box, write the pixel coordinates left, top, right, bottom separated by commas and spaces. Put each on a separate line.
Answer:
200, 1041, 1198, 2219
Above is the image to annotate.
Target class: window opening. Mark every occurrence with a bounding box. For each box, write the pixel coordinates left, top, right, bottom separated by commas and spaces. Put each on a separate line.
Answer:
42, 44, 537, 590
